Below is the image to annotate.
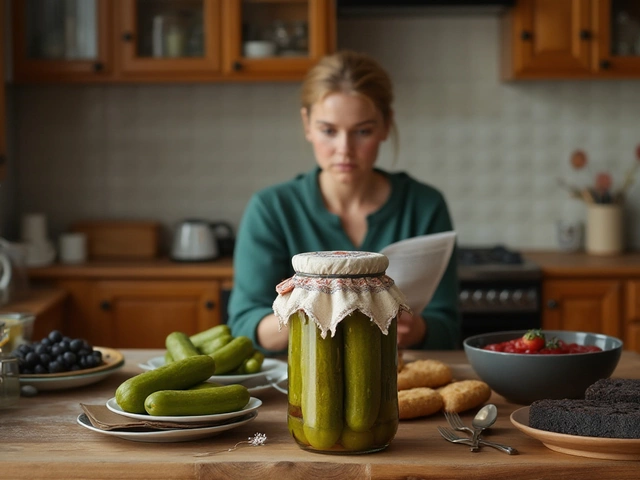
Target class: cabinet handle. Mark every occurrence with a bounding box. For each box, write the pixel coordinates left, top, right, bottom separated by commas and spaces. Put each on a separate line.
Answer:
93, 62, 104, 72
546, 299, 558, 309
600, 59, 611, 69
579, 30, 591, 40
232, 61, 243, 71
520, 30, 532, 41
100, 301, 112, 311
122, 32, 134, 42
205, 301, 216, 310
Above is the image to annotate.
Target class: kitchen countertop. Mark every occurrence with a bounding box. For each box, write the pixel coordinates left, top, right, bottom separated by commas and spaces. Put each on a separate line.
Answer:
1, 349, 639, 479
523, 250, 640, 278
26, 252, 640, 282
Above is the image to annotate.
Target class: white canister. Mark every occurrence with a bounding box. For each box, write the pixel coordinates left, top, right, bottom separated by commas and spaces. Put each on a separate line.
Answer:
585, 204, 624, 255
59, 233, 88, 264
21, 213, 48, 244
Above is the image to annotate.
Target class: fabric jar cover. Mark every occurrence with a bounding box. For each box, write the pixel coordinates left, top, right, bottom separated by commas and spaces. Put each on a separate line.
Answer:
273, 251, 411, 338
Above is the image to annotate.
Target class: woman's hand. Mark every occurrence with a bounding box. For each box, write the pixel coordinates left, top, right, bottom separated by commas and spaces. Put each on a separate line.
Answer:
397, 310, 427, 349
256, 314, 288, 351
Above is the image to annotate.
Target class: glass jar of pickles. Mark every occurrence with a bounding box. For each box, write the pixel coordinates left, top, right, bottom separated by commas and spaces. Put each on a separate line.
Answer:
273, 251, 410, 454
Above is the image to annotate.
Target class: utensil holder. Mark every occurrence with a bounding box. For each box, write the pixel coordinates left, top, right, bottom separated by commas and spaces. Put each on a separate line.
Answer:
586, 204, 624, 255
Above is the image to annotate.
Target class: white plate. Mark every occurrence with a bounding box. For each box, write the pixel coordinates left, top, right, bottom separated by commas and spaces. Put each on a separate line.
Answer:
140, 357, 287, 385
77, 411, 257, 443
20, 347, 125, 391
106, 396, 262, 424
511, 406, 640, 461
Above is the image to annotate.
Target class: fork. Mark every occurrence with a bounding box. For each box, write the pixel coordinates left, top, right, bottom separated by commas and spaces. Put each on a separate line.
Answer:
443, 410, 474, 436
437, 427, 518, 455
443, 410, 479, 451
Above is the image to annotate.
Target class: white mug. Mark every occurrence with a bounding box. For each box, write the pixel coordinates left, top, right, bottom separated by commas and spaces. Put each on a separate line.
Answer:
59, 233, 87, 264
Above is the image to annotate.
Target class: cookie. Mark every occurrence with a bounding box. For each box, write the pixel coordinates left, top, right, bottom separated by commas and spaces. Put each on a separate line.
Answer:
398, 387, 444, 420
438, 380, 492, 413
397, 359, 452, 391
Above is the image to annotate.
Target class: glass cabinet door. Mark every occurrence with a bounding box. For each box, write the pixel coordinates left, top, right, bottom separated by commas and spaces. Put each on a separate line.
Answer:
594, 0, 640, 74
120, 0, 221, 75
13, 0, 111, 79
224, 0, 332, 76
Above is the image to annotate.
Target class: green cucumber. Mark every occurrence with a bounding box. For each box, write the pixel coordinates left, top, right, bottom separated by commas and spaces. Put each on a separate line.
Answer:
374, 317, 399, 446
208, 336, 254, 374
115, 355, 216, 414
301, 318, 343, 450
343, 311, 381, 433
244, 350, 265, 374
190, 325, 231, 350
199, 333, 232, 355
288, 311, 304, 409
165, 331, 200, 361
189, 381, 223, 390
145, 384, 250, 416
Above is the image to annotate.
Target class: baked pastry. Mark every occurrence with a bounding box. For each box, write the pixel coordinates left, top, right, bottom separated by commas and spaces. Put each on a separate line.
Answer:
438, 380, 492, 413
397, 359, 452, 391
529, 399, 640, 439
398, 387, 443, 420
585, 378, 640, 404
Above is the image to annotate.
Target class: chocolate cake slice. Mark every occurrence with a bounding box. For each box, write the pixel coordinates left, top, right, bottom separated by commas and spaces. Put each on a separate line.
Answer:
529, 399, 640, 439
585, 378, 640, 404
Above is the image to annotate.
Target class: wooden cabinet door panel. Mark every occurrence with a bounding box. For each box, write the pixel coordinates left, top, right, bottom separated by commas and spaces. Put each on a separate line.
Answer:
93, 280, 220, 348
625, 280, 640, 352
507, 0, 593, 78
543, 279, 622, 337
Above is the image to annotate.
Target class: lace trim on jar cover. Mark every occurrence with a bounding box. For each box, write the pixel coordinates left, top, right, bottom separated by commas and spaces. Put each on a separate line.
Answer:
273, 256, 411, 338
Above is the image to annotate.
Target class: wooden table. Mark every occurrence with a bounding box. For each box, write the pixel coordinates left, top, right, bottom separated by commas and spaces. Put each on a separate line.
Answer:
1, 350, 639, 479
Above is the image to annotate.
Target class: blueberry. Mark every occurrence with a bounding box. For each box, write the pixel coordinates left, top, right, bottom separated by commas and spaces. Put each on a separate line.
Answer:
62, 351, 77, 367
34, 364, 47, 374
48, 361, 64, 374
48, 330, 63, 343
69, 339, 83, 353
25, 352, 39, 368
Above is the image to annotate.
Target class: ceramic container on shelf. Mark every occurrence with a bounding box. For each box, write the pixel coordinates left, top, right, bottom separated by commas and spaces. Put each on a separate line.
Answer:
585, 203, 624, 255
273, 251, 409, 454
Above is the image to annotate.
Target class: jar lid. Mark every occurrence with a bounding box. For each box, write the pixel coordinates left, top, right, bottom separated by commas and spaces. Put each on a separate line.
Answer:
292, 251, 388, 277
273, 251, 410, 338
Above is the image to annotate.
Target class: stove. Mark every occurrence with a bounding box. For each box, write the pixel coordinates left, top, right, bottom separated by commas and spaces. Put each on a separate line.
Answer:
457, 245, 542, 343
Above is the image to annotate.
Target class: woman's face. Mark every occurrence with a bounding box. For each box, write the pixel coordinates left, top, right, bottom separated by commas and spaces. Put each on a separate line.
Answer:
301, 92, 390, 184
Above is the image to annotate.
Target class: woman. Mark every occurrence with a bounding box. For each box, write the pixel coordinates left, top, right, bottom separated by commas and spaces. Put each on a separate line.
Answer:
228, 50, 459, 354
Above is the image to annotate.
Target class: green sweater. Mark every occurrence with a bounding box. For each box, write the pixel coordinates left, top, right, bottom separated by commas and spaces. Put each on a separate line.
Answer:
227, 167, 460, 353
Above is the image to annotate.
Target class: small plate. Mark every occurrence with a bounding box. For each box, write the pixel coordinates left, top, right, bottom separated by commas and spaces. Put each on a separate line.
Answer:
106, 396, 262, 424
140, 357, 287, 385
77, 411, 257, 443
511, 406, 640, 461
20, 347, 125, 391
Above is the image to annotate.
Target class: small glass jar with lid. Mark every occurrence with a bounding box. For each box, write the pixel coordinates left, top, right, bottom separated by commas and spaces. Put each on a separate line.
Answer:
273, 251, 410, 454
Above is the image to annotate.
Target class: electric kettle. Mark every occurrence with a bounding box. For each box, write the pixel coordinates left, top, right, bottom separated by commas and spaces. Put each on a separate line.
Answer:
170, 219, 234, 262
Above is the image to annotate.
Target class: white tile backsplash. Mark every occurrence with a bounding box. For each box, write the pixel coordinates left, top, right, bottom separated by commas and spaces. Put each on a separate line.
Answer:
9, 15, 640, 251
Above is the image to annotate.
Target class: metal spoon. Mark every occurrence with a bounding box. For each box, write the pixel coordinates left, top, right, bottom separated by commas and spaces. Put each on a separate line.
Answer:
470, 404, 498, 452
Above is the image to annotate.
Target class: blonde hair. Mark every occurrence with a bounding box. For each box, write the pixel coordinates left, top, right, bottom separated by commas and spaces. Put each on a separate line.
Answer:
300, 50, 399, 159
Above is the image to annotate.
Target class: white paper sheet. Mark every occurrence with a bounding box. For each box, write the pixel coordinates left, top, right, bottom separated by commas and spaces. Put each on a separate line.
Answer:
380, 231, 456, 314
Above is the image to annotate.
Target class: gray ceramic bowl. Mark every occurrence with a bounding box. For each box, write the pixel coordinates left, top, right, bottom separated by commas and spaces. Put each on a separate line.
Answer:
463, 330, 623, 405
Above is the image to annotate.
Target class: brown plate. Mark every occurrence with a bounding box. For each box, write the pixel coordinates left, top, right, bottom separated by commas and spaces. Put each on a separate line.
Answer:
19, 347, 125, 391
511, 406, 640, 461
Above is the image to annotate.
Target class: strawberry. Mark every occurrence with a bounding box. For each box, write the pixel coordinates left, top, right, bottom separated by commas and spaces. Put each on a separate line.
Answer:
521, 329, 545, 352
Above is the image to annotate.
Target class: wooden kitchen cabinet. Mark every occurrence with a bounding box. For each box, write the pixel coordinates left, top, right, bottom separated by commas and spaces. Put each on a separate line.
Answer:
502, 0, 640, 79
52, 278, 224, 348
542, 279, 623, 337
0, 0, 7, 181
625, 280, 640, 352
11, 0, 336, 83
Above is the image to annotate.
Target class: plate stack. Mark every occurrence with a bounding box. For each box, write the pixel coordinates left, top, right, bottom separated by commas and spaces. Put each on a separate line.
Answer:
77, 396, 262, 443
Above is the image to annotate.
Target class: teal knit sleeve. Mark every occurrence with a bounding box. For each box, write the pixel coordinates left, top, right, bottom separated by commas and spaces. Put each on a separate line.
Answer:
227, 194, 291, 355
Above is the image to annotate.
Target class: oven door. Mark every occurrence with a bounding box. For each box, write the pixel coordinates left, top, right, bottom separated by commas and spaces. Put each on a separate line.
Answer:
458, 279, 541, 343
